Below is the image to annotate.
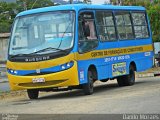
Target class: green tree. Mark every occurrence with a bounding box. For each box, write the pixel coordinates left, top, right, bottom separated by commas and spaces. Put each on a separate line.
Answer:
0, 2, 17, 33
110, 0, 160, 42
16, 0, 54, 11
148, 3, 160, 42
0, 0, 54, 33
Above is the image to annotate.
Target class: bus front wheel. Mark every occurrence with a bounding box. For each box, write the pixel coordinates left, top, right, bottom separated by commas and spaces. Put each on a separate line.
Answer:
27, 89, 39, 99
117, 65, 135, 86
82, 70, 94, 95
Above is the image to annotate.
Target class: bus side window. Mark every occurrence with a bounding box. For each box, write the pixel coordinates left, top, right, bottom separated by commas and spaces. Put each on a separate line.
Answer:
82, 20, 90, 37
132, 12, 149, 39
96, 11, 117, 41
78, 12, 98, 53
115, 11, 134, 40
78, 21, 85, 41
87, 20, 97, 40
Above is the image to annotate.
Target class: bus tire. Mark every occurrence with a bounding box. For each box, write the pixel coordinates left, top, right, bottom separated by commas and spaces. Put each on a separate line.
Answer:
117, 65, 135, 86
27, 89, 39, 99
82, 70, 94, 95
125, 65, 135, 86
117, 76, 125, 87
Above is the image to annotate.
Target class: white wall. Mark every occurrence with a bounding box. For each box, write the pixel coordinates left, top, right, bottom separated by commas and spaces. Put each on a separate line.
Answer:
0, 36, 9, 62
154, 42, 160, 55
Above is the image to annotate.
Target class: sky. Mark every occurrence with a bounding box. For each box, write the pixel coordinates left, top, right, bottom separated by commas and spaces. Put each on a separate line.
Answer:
92, 0, 109, 4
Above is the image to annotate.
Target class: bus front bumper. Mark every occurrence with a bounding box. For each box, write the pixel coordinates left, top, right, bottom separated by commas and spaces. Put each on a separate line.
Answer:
8, 63, 79, 91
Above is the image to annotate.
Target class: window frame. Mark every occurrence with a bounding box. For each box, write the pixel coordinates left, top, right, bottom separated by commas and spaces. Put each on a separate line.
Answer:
114, 11, 135, 41
95, 10, 150, 42
131, 11, 150, 39
78, 10, 99, 54
95, 10, 118, 42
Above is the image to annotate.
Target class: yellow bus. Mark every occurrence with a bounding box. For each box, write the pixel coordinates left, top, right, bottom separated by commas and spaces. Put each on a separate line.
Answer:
7, 4, 153, 99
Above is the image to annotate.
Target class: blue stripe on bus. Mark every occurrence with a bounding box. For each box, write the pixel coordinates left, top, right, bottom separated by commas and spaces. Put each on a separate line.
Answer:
7, 62, 74, 76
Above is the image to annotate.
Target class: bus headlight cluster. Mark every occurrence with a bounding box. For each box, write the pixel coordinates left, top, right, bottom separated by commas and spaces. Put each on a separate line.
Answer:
7, 69, 18, 75
61, 61, 74, 70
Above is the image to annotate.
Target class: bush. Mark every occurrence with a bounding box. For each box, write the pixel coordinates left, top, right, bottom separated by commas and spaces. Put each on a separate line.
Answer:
0, 22, 11, 33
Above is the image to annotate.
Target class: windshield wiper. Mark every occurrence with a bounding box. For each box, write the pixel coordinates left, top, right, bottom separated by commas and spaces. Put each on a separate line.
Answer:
32, 47, 67, 54
10, 47, 68, 58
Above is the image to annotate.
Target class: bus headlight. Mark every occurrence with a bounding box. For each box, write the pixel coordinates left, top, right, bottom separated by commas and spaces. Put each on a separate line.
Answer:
61, 65, 66, 70
61, 61, 74, 70
7, 61, 74, 76
7, 69, 18, 75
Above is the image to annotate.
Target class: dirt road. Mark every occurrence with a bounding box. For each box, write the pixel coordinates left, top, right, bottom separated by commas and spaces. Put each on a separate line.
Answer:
0, 77, 160, 114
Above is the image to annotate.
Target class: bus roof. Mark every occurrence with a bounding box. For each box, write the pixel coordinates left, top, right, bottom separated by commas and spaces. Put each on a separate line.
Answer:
17, 4, 146, 17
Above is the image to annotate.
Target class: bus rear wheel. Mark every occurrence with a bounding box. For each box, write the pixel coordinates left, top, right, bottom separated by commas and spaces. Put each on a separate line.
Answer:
27, 89, 39, 99
117, 76, 125, 87
117, 65, 135, 86
82, 70, 94, 95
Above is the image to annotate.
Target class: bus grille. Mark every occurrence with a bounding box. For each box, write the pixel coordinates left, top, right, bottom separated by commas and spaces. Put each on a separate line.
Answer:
25, 72, 55, 76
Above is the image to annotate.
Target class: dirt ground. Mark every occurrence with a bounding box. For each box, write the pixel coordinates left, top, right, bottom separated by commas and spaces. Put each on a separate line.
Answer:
0, 67, 160, 101
141, 66, 160, 73
0, 77, 160, 114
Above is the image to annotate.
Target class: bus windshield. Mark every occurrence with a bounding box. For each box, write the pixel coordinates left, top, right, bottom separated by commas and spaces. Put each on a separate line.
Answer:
9, 11, 75, 56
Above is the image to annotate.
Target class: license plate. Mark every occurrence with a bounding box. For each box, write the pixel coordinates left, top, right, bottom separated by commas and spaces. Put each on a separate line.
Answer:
32, 77, 45, 83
